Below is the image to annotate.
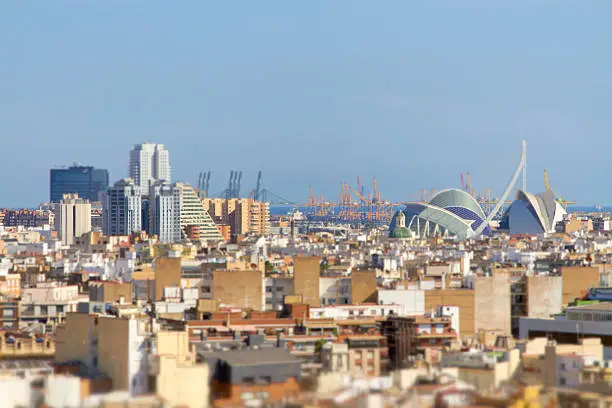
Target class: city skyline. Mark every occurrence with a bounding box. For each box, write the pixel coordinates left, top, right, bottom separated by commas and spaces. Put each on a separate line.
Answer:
3, 2, 612, 207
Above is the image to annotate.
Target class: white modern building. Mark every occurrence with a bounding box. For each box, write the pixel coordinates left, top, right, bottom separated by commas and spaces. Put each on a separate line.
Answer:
174, 183, 223, 242
149, 182, 181, 243
129, 143, 171, 192
55, 194, 92, 245
104, 178, 142, 236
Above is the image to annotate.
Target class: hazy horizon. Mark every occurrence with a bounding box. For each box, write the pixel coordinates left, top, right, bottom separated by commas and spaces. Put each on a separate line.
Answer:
2, 1, 612, 207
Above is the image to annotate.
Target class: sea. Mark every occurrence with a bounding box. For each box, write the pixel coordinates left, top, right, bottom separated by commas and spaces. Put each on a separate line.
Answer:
270, 205, 610, 217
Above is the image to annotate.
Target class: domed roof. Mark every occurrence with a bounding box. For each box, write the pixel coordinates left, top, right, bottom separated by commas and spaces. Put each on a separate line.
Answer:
428, 189, 486, 220
390, 226, 413, 239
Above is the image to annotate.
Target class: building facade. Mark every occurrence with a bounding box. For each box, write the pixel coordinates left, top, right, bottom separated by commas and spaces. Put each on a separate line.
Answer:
202, 198, 270, 238
54, 194, 92, 245
129, 143, 171, 192
1, 209, 53, 228
50, 164, 108, 203
149, 182, 181, 243
175, 183, 223, 242
103, 178, 142, 236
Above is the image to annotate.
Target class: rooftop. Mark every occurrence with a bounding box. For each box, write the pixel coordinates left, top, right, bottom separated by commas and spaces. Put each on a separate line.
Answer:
201, 347, 299, 367
567, 303, 612, 312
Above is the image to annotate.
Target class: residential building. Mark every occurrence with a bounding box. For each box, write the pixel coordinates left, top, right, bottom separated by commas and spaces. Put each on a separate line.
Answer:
103, 178, 142, 236
129, 143, 171, 192
55, 313, 154, 396
0, 296, 19, 329
351, 270, 377, 304
2, 209, 53, 228
200, 348, 301, 407
175, 183, 223, 242
50, 164, 109, 203
293, 256, 320, 307
440, 349, 521, 395
0, 331, 55, 359
55, 194, 92, 245
382, 315, 456, 367
148, 182, 181, 243
265, 276, 294, 311
212, 269, 264, 311
519, 303, 612, 359
202, 198, 270, 238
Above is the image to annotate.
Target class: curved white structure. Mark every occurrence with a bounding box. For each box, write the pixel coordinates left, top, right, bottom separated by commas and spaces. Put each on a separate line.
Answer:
471, 140, 527, 237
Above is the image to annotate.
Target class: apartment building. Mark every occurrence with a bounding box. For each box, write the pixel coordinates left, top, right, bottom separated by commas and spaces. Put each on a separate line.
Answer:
202, 198, 270, 238
2, 209, 53, 228
200, 347, 301, 407
55, 194, 92, 246
55, 313, 155, 396
0, 296, 19, 329
382, 315, 456, 367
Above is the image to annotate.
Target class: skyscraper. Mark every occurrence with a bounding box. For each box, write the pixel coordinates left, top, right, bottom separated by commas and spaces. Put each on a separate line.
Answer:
55, 194, 92, 245
147, 182, 223, 243
148, 181, 181, 243
103, 178, 142, 236
129, 143, 171, 193
50, 164, 109, 203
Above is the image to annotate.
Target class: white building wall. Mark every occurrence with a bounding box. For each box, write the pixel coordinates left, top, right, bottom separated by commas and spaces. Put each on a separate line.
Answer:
378, 289, 425, 316
128, 319, 150, 396
46, 375, 82, 407
0, 377, 31, 407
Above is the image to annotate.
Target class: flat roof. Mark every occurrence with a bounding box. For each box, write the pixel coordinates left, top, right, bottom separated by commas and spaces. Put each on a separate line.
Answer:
202, 348, 299, 367
568, 303, 612, 312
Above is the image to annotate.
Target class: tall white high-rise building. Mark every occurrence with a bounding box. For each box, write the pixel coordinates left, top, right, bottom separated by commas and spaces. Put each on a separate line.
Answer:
129, 143, 171, 192
149, 181, 182, 243
103, 178, 142, 236
147, 182, 224, 243
55, 194, 92, 245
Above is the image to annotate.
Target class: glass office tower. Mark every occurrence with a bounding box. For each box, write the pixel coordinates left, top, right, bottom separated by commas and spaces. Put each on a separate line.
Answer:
50, 164, 109, 203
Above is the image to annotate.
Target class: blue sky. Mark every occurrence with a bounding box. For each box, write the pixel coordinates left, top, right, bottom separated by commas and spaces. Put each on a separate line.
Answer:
1, 1, 612, 207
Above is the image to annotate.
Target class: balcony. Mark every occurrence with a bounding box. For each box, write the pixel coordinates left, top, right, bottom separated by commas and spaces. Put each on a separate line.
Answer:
416, 332, 455, 339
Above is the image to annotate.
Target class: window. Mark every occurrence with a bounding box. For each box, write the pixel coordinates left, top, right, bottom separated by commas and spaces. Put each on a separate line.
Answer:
243, 377, 255, 384
560, 377, 566, 385
560, 363, 566, 371
259, 376, 272, 384
3, 309, 14, 317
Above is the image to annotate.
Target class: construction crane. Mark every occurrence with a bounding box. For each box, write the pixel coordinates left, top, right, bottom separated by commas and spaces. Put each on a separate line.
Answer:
349, 186, 368, 204
466, 172, 474, 197
460, 173, 466, 192
543, 169, 575, 210
373, 177, 380, 203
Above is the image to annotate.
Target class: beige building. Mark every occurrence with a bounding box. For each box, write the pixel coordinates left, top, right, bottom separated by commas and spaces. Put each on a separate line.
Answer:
212, 269, 264, 310
152, 330, 209, 407
351, 270, 377, 304
56, 313, 209, 406
55, 313, 152, 395
561, 266, 600, 305
55, 194, 92, 245
294, 256, 321, 307
519, 337, 603, 388
202, 198, 270, 238
154, 257, 182, 301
